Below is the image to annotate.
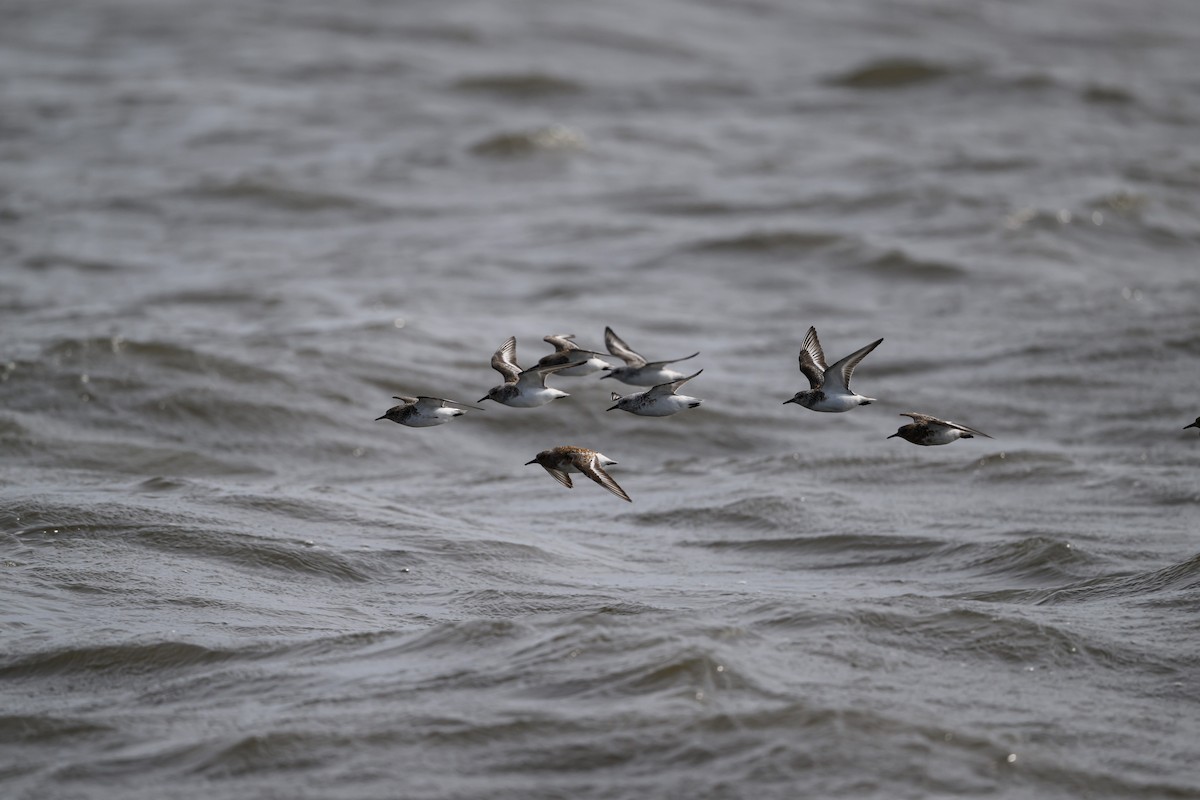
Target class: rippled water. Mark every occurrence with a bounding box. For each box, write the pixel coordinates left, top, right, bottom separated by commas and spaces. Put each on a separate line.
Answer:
3, 0, 1200, 797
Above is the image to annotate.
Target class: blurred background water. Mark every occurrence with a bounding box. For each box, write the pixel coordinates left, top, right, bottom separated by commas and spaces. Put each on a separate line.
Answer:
2, 0, 1199, 797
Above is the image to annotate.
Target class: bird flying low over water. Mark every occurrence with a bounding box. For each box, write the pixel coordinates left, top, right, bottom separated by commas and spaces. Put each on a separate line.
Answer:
525, 446, 632, 502
783, 326, 883, 412
537, 333, 613, 377
887, 412, 992, 446
375, 396, 483, 427
1184, 417, 1200, 434
600, 326, 700, 387
608, 370, 703, 417
479, 336, 583, 407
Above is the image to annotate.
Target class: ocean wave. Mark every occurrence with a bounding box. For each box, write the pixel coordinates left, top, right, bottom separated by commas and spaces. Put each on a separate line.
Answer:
686, 230, 844, 253
173, 178, 392, 221
519, 644, 752, 702
825, 57, 962, 90
632, 495, 808, 533
850, 246, 967, 280
1032, 553, 1200, 606
359, 619, 527, 662
10, 504, 377, 583
61, 441, 271, 478
0, 640, 244, 680
22, 252, 150, 274
189, 731, 333, 779
1082, 84, 1136, 105
944, 535, 1097, 584
0, 714, 114, 745
39, 337, 295, 389
852, 604, 1094, 667
690, 532, 945, 570
451, 73, 585, 97
130, 526, 377, 583
130, 390, 327, 439
469, 125, 588, 157
968, 450, 1089, 483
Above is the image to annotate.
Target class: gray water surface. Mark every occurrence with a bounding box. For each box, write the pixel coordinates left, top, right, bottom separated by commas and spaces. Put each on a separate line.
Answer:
3, 0, 1200, 797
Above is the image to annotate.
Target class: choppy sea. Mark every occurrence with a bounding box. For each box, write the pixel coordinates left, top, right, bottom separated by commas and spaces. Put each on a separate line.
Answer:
3, 0, 1199, 797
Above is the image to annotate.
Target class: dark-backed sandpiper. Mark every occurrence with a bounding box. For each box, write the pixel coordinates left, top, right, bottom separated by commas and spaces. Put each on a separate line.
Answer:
525, 446, 632, 502
887, 412, 992, 446
783, 326, 883, 413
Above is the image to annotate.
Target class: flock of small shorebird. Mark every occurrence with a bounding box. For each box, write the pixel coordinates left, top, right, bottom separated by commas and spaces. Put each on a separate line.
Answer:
377, 326, 1200, 503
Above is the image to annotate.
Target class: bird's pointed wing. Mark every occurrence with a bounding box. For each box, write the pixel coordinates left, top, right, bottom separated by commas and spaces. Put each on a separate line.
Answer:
516, 360, 585, 388
900, 411, 990, 438
536, 350, 576, 368
798, 327, 827, 389
646, 369, 702, 398
391, 395, 419, 405
542, 466, 574, 490
604, 326, 647, 367
537, 349, 608, 368
644, 351, 700, 369
801, 327, 828, 371
797, 352, 824, 389
581, 456, 632, 502
415, 396, 485, 411
948, 419, 992, 439
490, 336, 522, 383
825, 337, 883, 393
543, 334, 579, 352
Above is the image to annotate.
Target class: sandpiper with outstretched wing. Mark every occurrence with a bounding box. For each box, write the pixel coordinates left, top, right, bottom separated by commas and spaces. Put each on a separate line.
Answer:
479, 336, 582, 407
375, 395, 483, 427
608, 370, 703, 417
600, 326, 700, 387
525, 446, 632, 502
783, 326, 883, 412
536, 333, 613, 377
887, 412, 992, 446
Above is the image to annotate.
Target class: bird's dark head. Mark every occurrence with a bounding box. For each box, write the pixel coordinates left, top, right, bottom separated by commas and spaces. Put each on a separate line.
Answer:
1185, 417, 1200, 431
602, 365, 635, 381
888, 425, 920, 443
